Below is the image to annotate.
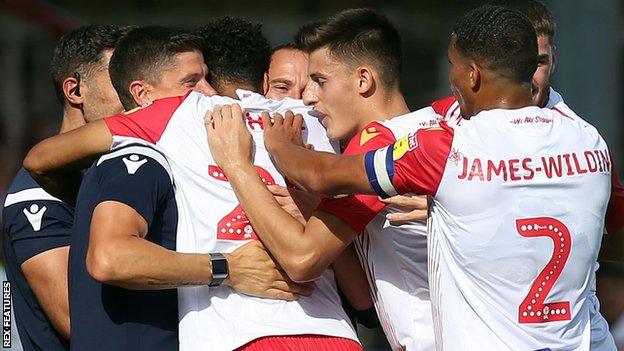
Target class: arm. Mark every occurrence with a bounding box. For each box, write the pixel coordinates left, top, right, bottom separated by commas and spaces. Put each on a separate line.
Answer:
205, 105, 370, 281
260, 110, 374, 196
332, 245, 373, 311
23, 120, 113, 203
87, 201, 312, 299
21, 247, 70, 339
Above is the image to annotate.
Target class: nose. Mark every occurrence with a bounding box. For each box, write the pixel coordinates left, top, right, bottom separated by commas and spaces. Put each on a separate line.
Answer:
302, 80, 318, 106
195, 78, 218, 96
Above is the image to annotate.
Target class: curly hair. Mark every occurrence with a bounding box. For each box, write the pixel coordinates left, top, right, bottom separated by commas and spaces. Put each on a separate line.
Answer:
453, 5, 537, 84
489, 0, 556, 39
195, 17, 270, 93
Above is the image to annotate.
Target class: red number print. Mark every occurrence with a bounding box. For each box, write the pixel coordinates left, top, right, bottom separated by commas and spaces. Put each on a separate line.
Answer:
209, 165, 275, 240
516, 217, 572, 323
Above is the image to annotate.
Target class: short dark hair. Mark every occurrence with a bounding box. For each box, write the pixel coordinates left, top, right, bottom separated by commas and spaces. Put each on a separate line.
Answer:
293, 20, 325, 51
195, 17, 270, 93
305, 8, 402, 89
489, 0, 556, 39
50, 25, 129, 104
109, 26, 203, 110
453, 5, 538, 84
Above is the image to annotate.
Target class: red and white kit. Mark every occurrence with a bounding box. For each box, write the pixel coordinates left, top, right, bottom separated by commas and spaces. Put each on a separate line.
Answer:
317, 115, 435, 351
366, 105, 612, 350
104, 90, 358, 351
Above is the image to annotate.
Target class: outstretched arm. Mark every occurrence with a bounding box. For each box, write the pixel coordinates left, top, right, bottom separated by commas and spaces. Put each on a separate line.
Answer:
23, 120, 113, 203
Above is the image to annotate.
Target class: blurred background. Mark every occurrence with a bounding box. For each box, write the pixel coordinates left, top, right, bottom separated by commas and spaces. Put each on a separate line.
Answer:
0, 0, 622, 350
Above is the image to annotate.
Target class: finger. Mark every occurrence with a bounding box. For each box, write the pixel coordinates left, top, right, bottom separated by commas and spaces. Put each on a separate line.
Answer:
212, 105, 223, 129
271, 280, 315, 297
267, 184, 290, 197
292, 113, 303, 133
265, 289, 298, 301
386, 210, 429, 223
273, 112, 284, 126
231, 103, 244, 126
261, 111, 272, 129
204, 111, 213, 128
283, 110, 294, 127
379, 195, 427, 209
221, 104, 232, 123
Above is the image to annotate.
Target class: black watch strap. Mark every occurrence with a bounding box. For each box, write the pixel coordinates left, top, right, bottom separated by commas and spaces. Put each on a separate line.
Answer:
208, 253, 229, 287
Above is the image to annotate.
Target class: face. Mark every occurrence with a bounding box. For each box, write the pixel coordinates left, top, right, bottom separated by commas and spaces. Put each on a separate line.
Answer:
531, 35, 556, 108
80, 50, 124, 122
147, 50, 215, 102
264, 48, 309, 100
308, 47, 361, 140
447, 35, 474, 117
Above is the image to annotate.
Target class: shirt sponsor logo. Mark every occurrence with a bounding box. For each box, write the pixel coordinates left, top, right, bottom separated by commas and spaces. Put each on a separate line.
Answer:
122, 154, 148, 174
23, 204, 46, 231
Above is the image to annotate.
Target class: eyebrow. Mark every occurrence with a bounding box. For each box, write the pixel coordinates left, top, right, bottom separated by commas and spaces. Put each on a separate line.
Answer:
269, 78, 294, 85
179, 72, 203, 82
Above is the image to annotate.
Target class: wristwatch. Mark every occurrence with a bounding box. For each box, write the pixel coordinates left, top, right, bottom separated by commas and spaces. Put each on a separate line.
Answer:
208, 253, 229, 287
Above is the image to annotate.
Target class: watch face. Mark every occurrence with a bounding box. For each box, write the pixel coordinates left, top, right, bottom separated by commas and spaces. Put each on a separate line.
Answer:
210, 253, 229, 286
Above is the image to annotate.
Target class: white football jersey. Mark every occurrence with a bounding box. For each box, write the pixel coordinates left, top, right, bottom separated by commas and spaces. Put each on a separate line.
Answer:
366, 106, 611, 350
104, 90, 357, 351
317, 110, 439, 350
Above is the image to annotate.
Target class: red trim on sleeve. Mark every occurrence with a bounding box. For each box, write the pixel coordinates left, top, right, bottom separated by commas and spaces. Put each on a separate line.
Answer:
606, 158, 624, 234
316, 121, 396, 233
431, 96, 457, 116
391, 122, 455, 196
104, 93, 190, 143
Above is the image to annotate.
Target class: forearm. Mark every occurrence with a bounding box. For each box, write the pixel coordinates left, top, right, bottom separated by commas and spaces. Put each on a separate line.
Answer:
87, 236, 213, 290
332, 245, 374, 311
224, 163, 324, 279
24, 120, 113, 201
269, 142, 373, 196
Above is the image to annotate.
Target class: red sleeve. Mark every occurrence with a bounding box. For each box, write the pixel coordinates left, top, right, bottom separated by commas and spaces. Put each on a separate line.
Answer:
365, 122, 454, 198
316, 122, 396, 233
104, 93, 188, 144
431, 96, 457, 116
606, 158, 624, 234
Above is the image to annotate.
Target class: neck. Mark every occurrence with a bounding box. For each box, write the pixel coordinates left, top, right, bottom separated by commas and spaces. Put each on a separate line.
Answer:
220, 82, 258, 99
354, 87, 410, 132
59, 106, 86, 134
471, 81, 534, 116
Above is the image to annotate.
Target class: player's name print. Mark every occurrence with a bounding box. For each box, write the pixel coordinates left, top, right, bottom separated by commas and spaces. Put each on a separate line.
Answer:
456, 148, 611, 181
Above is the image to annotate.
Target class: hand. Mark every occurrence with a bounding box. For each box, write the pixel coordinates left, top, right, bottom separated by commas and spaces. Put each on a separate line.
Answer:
261, 110, 305, 153
380, 195, 429, 225
268, 184, 321, 224
204, 104, 253, 170
225, 241, 315, 301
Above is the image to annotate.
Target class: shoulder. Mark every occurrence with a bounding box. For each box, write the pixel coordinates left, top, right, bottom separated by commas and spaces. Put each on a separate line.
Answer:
344, 121, 397, 155
95, 144, 173, 184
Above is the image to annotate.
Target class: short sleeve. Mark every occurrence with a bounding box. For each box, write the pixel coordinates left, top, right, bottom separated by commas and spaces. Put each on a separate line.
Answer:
316, 122, 396, 232
606, 158, 624, 234
95, 149, 173, 226
364, 123, 455, 198
4, 199, 73, 265
104, 93, 191, 144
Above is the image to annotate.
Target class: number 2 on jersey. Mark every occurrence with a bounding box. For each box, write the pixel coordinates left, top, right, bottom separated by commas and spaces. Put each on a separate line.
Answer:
209, 165, 275, 241
516, 217, 572, 323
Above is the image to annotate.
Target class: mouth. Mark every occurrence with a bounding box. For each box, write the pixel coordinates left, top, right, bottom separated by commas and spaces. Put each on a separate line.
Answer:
321, 116, 329, 128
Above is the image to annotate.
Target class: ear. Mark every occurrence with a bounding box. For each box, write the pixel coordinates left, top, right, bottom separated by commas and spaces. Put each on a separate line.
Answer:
356, 66, 375, 96
62, 76, 83, 106
468, 62, 481, 91
128, 81, 150, 107
263, 72, 269, 95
